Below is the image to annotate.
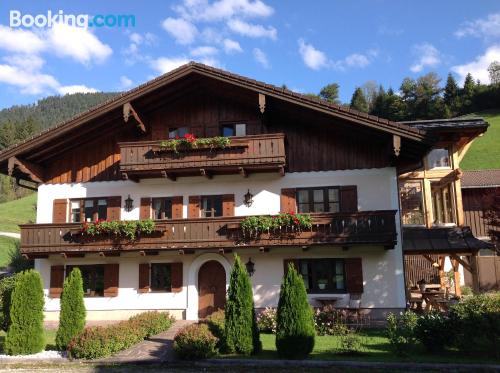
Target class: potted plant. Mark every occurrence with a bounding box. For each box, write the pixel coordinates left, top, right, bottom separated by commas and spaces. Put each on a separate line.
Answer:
417, 279, 427, 292
318, 279, 328, 290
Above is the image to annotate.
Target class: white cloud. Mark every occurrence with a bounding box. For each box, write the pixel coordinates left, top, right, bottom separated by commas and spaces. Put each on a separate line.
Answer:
6, 55, 45, 72
119, 76, 133, 89
190, 46, 219, 57
344, 53, 370, 68
298, 38, 327, 70
0, 63, 59, 94
253, 47, 269, 68
455, 13, 500, 39
162, 17, 198, 45
174, 0, 274, 22
0, 25, 45, 54
57, 85, 98, 95
150, 57, 190, 74
410, 43, 441, 73
451, 45, 500, 84
227, 19, 277, 40
123, 32, 157, 65
223, 38, 243, 53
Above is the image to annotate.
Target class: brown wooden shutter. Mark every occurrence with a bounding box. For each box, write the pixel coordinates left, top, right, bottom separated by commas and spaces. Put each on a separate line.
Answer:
345, 258, 363, 293
283, 259, 299, 276
138, 263, 150, 293
49, 265, 65, 298
140, 198, 152, 219
52, 199, 68, 223
171, 262, 183, 293
340, 186, 358, 212
222, 194, 235, 217
280, 188, 296, 213
171, 196, 183, 219
104, 263, 119, 297
107, 196, 122, 221
188, 196, 201, 218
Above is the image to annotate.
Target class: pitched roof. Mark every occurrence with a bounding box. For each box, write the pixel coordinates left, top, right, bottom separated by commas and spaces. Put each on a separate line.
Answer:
400, 117, 489, 131
0, 62, 428, 164
462, 169, 500, 189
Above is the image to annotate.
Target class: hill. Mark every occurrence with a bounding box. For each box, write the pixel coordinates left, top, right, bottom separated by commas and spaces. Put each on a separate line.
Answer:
0, 193, 37, 232
0, 236, 17, 268
461, 110, 500, 170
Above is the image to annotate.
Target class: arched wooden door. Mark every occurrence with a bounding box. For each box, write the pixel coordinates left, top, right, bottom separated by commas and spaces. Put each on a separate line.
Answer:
198, 260, 226, 318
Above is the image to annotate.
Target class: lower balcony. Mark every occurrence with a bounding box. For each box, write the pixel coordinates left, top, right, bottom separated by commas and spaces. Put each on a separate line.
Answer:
20, 210, 397, 256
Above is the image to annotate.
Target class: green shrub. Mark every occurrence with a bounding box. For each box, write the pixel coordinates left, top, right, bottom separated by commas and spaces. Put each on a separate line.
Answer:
257, 307, 277, 333
0, 275, 17, 331
4, 270, 45, 355
386, 311, 418, 356
173, 323, 218, 360
448, 293, 500, 357
337, 330, 363, 355
56, 268, 86, 350
275, 263, 315, 359
314, 306, 349, 336
414, 312, 449, 353
224, 255, 261, 355
204, 309, 225, 350
68, 311, 173, 359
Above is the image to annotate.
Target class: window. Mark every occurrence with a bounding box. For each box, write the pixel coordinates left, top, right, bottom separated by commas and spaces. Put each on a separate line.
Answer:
431, 181, 456, 225
201, 195, 223, 218
399, 181, 425, 225
70, 198, 108, 222
66, 265, 104, 297
221, 123, 246, 137
168, 127, 189, 139
150, 263, 172, 291
297, 259, 345, 293
297, 187, 340, 213
427, 148, 451, 169
152, 198, 173, 220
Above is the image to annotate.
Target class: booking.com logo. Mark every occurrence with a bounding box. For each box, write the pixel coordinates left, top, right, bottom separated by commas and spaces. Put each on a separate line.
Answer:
9, 10, 135, 28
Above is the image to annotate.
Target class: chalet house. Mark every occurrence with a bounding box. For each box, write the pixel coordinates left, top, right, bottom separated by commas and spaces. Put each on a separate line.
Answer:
0, 63, 490, 322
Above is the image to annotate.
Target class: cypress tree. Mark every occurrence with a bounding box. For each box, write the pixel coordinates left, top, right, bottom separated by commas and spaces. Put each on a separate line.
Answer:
276, 263, 315, 359
4, 270, 45, 355
224, 255, 260, 354
56, 267, 86, 350
350, 87, 369, 113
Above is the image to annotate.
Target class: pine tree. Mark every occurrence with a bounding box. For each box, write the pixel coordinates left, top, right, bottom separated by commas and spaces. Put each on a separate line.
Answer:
350, 87, 369, 112
461, 73, 476, 113
276, 263, 315, 359
4, 270, 45, 355
224, 255, 260, 354
319, 83, 340, 104
56, 268, 86, 350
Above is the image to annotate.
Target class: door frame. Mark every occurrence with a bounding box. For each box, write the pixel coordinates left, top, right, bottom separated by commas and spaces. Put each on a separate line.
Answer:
186, 253, 231, 320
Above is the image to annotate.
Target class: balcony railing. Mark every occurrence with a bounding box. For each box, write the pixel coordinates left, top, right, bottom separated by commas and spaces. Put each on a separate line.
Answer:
20, 210, 397, 255
119, 133, 286, 180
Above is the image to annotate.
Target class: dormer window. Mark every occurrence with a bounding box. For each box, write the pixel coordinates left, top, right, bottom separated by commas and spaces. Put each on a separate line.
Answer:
168, 127, 189, 139
427, 148, 451, 169
221, 123, 246, 137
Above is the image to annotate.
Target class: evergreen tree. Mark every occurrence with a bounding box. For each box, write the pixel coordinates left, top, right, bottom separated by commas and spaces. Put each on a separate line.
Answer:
350, 87, 369, 112
56, 268, 86, 350
4, 270, 45, 355
276, 263, 315, 359
224, 255, 260, 355
461, 73, 476, 113
0, 121, 17, 149
319, 83, 340, 104
371, 86, 388, 118
384, 88, 407, 121
443, 73, 460, 117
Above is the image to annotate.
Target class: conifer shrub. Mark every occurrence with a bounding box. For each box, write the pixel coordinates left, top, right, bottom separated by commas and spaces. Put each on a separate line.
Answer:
56, 267, 86, 350
4, 270, 45, 355
224, 255, 261, 355
275, 263, 315, 359
0, 274, 18, 331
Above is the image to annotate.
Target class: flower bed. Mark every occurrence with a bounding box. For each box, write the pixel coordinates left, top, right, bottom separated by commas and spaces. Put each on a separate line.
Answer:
77, 219, 156, 241
240, 212, 312, 235
158, 133, 231, 154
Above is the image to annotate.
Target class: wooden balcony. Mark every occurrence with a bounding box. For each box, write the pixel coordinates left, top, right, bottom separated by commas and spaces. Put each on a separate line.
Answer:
20, 210, 397, 256
119, 133, 286, 180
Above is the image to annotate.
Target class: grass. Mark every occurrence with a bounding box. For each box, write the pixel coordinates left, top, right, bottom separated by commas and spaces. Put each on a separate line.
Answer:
0, 235, 18, 267
0, 328, 57, 352
0, 193, 37, 233
461, 109, 500, 170
225, 330, 500, 365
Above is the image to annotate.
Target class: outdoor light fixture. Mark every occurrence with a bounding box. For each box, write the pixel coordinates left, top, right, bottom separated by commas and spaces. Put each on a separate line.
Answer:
245, 258, 255, 277
124, 194, 134, 212
244, 189, 254, 207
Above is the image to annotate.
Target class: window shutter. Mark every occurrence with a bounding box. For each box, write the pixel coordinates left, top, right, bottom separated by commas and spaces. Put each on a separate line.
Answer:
107, 196, 122, 221
280, 188, 296, 213
49, 265, 65, 298
222, 194, 235, 217
171, 196, 183, 219
188, 196, 201, 218
345, 258, 363, 293
138, 263, 150, 293
140, 198, 152, 219
104, 263, 119, 297
52, 199, 68, 223
283, 259, 299, 276
340, 186, 358, 212
171, 262, 183, 293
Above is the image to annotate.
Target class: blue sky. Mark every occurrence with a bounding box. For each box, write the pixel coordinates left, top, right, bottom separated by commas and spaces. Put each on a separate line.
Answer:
0, 0, 499, 109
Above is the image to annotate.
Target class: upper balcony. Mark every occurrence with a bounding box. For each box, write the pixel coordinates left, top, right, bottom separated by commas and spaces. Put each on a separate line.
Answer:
19, 210, 397, 257
119, 133, 286, 181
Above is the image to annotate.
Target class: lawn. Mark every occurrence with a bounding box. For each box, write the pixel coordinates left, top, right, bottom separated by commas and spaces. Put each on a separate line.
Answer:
230, 330, 500, 365
0, 235, 18, 267
461, 110, 500, 170
0, 329, 57, 352
0, 193, 37, 232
